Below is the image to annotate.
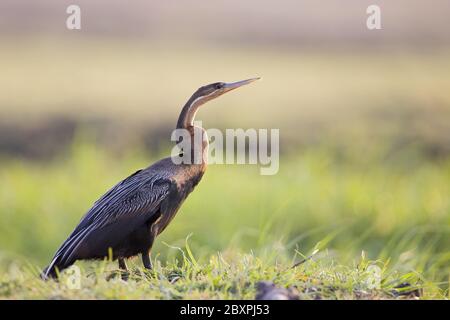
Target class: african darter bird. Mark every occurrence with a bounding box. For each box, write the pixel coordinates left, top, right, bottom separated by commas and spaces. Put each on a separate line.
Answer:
42, 78, 259, 279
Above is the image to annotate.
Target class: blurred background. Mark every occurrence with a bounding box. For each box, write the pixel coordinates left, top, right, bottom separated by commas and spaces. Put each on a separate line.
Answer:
0, 1, 449, 288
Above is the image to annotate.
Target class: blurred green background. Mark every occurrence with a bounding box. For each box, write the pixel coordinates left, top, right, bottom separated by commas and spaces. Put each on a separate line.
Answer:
0, 0, 449, 290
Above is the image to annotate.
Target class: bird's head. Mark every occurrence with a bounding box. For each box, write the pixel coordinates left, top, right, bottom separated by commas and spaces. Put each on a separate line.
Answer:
177, 77, 260, 129
193, 77, 260, 104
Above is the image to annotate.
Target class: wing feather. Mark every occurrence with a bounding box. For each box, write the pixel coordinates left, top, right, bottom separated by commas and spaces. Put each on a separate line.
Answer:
45, 169, 172, 276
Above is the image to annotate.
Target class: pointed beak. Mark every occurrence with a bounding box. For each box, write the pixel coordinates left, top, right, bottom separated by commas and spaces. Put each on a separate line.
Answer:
223, 77, 260, 92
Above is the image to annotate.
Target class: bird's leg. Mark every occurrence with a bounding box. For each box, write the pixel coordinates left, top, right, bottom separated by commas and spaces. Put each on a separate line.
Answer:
143, 228, 156, 271
118, 258, 129, 281
142, 252, 153, 270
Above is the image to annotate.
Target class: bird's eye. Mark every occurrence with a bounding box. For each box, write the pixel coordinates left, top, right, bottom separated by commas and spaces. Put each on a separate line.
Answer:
215, 83, 223, 90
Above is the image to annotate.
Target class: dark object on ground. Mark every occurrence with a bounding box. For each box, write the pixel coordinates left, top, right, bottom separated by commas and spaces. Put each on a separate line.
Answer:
391, 282, 422, 298
255, 281, 299, 300
41, 78, 259, 280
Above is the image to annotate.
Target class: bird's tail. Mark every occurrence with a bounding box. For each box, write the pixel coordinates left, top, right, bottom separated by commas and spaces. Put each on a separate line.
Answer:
41, 230, 82, 280
40, 255, 67, 280
40, 265, 57, 280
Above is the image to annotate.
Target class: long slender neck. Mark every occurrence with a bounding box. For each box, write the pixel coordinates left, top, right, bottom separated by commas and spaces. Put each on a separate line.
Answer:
175, 93, 209, 166
177, 94, 204, 129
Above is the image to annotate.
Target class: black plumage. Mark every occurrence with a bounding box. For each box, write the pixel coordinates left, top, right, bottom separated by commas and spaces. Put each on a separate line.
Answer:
42, 78, 259, 279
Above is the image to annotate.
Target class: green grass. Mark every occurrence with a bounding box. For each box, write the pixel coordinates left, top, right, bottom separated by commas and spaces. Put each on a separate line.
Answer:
0, 38, 449, 299
0, 249, 435, 300
0, 139, 448, 299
